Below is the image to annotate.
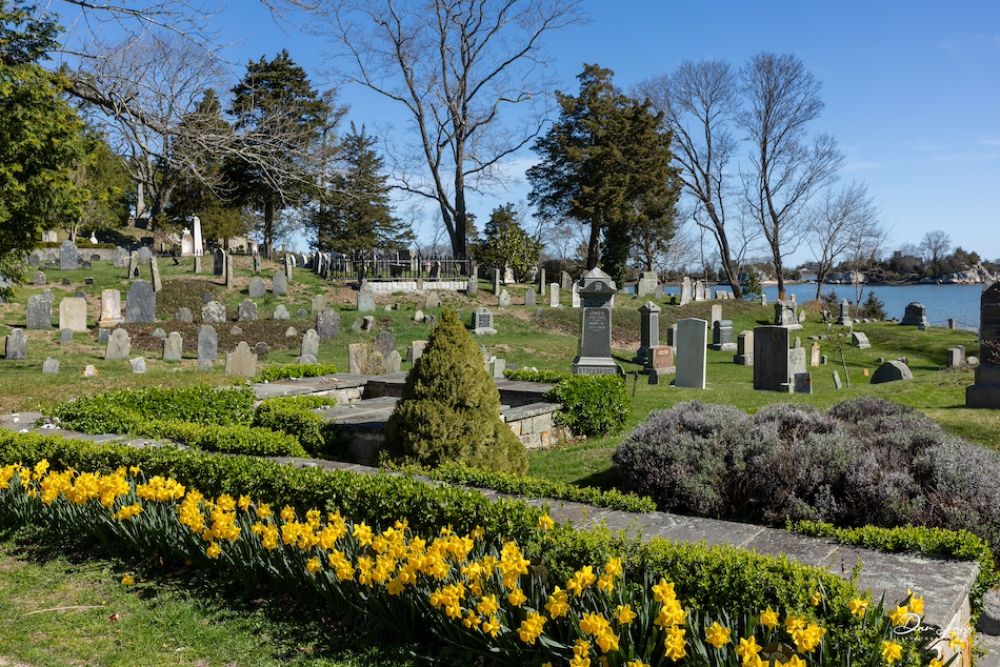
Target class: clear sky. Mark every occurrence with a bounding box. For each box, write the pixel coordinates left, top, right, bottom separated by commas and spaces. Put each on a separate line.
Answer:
65, 0, 1000, 261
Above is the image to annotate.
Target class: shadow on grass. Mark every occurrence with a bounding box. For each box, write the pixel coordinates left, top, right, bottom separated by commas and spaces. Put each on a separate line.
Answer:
0, 524, 434, 666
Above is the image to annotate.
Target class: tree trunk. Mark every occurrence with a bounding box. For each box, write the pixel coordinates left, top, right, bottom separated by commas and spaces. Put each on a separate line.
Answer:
264, 198, 274, 259
586, 221, 601, 269
774, 251, 786, 300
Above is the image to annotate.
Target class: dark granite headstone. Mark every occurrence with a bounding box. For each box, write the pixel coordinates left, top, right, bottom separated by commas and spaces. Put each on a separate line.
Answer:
871, 360, 913, 384
213, 248, 225, 276
4, 329, 27, 360
900, 302, 929, 327
753, 326, 790, 391
636, 301, 660, 365
124, 280, 156, 323
966, 282, 1000, 407
59, 240, 78, 270
572, 268, 621, 375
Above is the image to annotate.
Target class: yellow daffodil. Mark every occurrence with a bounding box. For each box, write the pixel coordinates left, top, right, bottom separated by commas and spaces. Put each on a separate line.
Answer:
881, 640, 902, 664
705, 621, 731, 649
888, 605, 910, 627
615, 603, 637, 625
120, 574, 134, 586
759, 607, 779, 629
848, 597, 869, 617
537, 514, 555, 531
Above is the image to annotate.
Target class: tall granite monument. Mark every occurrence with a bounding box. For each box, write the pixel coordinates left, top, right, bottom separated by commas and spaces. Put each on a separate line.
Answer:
967, 282, 1000, 408
572, 268, 621, 375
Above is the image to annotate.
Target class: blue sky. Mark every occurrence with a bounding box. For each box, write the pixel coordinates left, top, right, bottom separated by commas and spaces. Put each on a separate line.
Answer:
64, 1, 1000, 261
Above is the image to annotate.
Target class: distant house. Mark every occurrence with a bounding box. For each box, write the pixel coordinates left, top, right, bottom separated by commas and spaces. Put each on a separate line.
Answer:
798, 268, 818, 282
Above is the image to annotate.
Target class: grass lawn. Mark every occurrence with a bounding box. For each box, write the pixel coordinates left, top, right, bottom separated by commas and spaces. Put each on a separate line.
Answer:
2, 260, 997, 488
0, 527, 417, 667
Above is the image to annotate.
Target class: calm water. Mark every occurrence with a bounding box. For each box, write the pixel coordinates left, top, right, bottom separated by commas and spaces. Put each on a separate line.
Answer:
655, 283, 987, 330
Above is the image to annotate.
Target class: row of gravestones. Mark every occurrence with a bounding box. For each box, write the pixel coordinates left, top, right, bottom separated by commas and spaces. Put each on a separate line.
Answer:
25, 282, 156, 331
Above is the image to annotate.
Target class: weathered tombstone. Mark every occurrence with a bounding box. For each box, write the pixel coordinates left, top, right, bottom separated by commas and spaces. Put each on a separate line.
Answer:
253, 342, 270, 360
385, 350, 402, 374
348, 342, 386, 374
202, 300, 227, 324
836, 300, 853, 326
492, 268, 501, 296
424, 291, 440, 310
137, 246, 152, 262
130, 357, 147, 374
112, 246, 128, 268
193, 255, 202, 274
59, 328, 73, 344
26, 293, 52, 330
549, 283, 560, 308
59, 240, 78, 270
126, 251, 139, 279
694, 280, 706, 302
560, 271, 573, 291
833, 371, 843, 389
710, 304, 722, 329
247, 276, 267, 299
163, 332, 183, 361
284, 254, 294, 283
810, 341, 821, 368
97, 289, 122, 328
42, 357, 59, 374
710, 319, 736, 351
538, 268, 546, 293
310, 294, 327, 315
124, 281, 156, 323
966, 282, 1000, 408
251, 253, 261, 274
356, 281, 374, 312
175, 307, 193, 323
299, 329, 320, 361
674, 318, 708, 388
472, 307, 496, 335
213, 248, 225, 276
149, 256, 162, 292
774, 300, 801, 329
97, 328, 110, 344
645, 346, 675, 384
237, 299, 258, 322
679, 277, 692, 306
33, 271, 46, 286
316, 308, 340, 341
636, 302, 660, 365
413, 309, 425, 323
794, 372, 813, 394
225, 341, 258, 377
362, 315, 375, 331
788, 346, 807, 382
734, 330, 754, 366
408, 340, 427, 364
58, 297, 88, 332
637, 271, 658, 297
871, 360, 913, 384
273, 304, 290, 320
492, 357, 506, 379
753, 326, 791, 391
498, 289, 511, 308
947, 347, 964, 368
524, 288, 536, 307
851, 331, 871, 349
571, 282, 580, 308
272, 271, 288, 297
197, 325, 218, 363
573, 268, 621, 375
230, 325, 243, 336
4, 329, 27, 360
104, 328, 131, 361
900, 302, 929, 327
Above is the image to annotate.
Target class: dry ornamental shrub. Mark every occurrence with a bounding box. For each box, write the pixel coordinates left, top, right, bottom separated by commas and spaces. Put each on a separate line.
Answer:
384, 309, 526, 474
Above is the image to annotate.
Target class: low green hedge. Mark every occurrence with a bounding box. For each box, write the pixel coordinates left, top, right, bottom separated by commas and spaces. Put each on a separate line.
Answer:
416, 462, 657, 513
792, 520, 997, 613
0, 431, 864, 619
252, 396, 338, 458
255, 364, 340, 383
502, 370, 630, 437
53, 386, 256, 427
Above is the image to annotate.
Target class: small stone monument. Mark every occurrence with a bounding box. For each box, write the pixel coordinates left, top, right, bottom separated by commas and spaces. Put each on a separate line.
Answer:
248, 276, 267, 298
130, 357, 147, 374
810, 341, 822, 368
734, 330, 754, 366
637, 271, 658, 297
524, 288, 536, 306
272, 271, 288, 297
163, 332, 183, 361
317, 309, 340, 341
549, 283, 560, 308
59, 240, 78, 270
238, 299, 258, 322
871, 360, 913, 384
408, 340, 427, 364
679, 277, 692, 306
202, 300, 227, 324
498, 289, 511, 308
851, 331, 871, 349
4, 329, 27, 360
225, 341, 258, 377
636, 302, 660, 365
753, 326, 791, 391
273, 305, 290, 320
774, 300, 801, 329
176, 307, 193, 323
472, 307, 496, 335
33, 271, 46, 286
710, 304, 722, 329
149, 256, 162, 292
710, 319, 736, 352
836, 299, 853, 326
98, 289, 123, 327
900, 302, 929, 327
105, 328, 131, 361
198, 325, 218, 362
58, 297, 88, 332
356, 282, 374, 312
572, 268, 621, 376
42, 357, 59, 374
213, 248, 225, 276
26, 293, 52, 330
124, 281, 156, 324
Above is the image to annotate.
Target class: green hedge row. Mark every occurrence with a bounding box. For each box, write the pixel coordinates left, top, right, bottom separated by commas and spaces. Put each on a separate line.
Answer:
415, 462, 656, 513
0, 431, 864, 619
53, 385, 256, 427
791, 520, 998, 612
255, 364, 340, 383
252, 396, 338, 458
503, 370, 630, 436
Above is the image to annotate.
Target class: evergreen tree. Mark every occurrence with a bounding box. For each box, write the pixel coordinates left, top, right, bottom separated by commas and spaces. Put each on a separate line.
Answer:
528, 64, 680, 284
310, 125, 411, 254
227, 51, 330, 257
0, 0, 84, 294
168, 89, 246, 241
474, 203, 542, 283
384, 309, 527, 474
66, 129, 130, 241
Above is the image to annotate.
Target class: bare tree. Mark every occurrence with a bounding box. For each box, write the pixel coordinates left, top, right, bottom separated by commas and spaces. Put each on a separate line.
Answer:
845, 213, 889, 306
324, 0, 581, 260
920, 230, 951, 273
739, 53, 843, 299
638, 61, 755, 297
806, 182, 880, 301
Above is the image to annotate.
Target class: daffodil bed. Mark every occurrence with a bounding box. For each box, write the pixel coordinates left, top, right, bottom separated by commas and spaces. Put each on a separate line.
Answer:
0, 458, 967, 666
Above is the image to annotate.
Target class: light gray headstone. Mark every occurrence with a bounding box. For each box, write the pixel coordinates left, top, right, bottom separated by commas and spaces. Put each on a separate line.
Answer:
833, 371, 843, 389
124, 281, 156, 323
492, 357, 506, 379
284, 327, 298, 338
202, 300, 227, 324
149, 256, 162, 292
374, 330, 396, 359
273, 304, 290, 320
42, 357, 59, 374
59, 328, 73, 344
59, 240, 78, 270
176, 307, 193, 323
735, 330, 754, 366
674, 318, 708, 389
311, 294, 326, 315
238, 299, 258, 322
549, 283, 560, 308
472, 307, 496, 335
710, 304, 722, 329
4, 329, 27, 360
851, 331, 871, 349
137, 246, 152, 262
248, 276, 266, 298
498, 289, 511, 308
230, 326, 243, 336
130, 357, 147, 374
104, 328, 131, 361
636, 302, 660, 365
224, 341, 258, 377
413, 309, 425, 323
424, 291, 440, 309
301, 329, 320, 359
356, 282, 374, 312
98, 289, 122, 327
83, 364, 97, 378
316, 309, 340, 341
58, 297, 88, 332
26, 293, 52, 330
524, 288, 536, 306
272, 271, 288, 297
33, 271, 46, 286
408, 340, 427, 364
163, 331, 183, 361
197, 325, 217, 362
385, 350, 402, 374
151, 327, 166, 339
97, 328, 110, 344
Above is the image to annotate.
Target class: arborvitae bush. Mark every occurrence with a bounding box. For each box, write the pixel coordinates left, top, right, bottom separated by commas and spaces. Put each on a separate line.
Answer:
384, 309, 526, 473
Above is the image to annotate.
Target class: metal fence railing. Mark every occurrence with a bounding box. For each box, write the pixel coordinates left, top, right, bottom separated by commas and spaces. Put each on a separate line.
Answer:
318, 252, 471, 282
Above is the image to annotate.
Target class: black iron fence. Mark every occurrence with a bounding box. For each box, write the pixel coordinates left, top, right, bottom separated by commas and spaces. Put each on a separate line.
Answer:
319, 252, 472, 281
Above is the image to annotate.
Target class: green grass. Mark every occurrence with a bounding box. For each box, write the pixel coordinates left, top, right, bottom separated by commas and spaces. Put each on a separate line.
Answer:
0, 527, 417, 667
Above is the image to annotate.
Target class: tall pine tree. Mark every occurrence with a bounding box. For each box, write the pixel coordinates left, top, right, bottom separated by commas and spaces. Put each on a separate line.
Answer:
227, 50, 330, 256
528, 64, 679, 284
311, 125, 411, 255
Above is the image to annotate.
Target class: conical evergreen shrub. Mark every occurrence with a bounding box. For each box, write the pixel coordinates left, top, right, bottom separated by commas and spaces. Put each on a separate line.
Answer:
384, 309, 527, 473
